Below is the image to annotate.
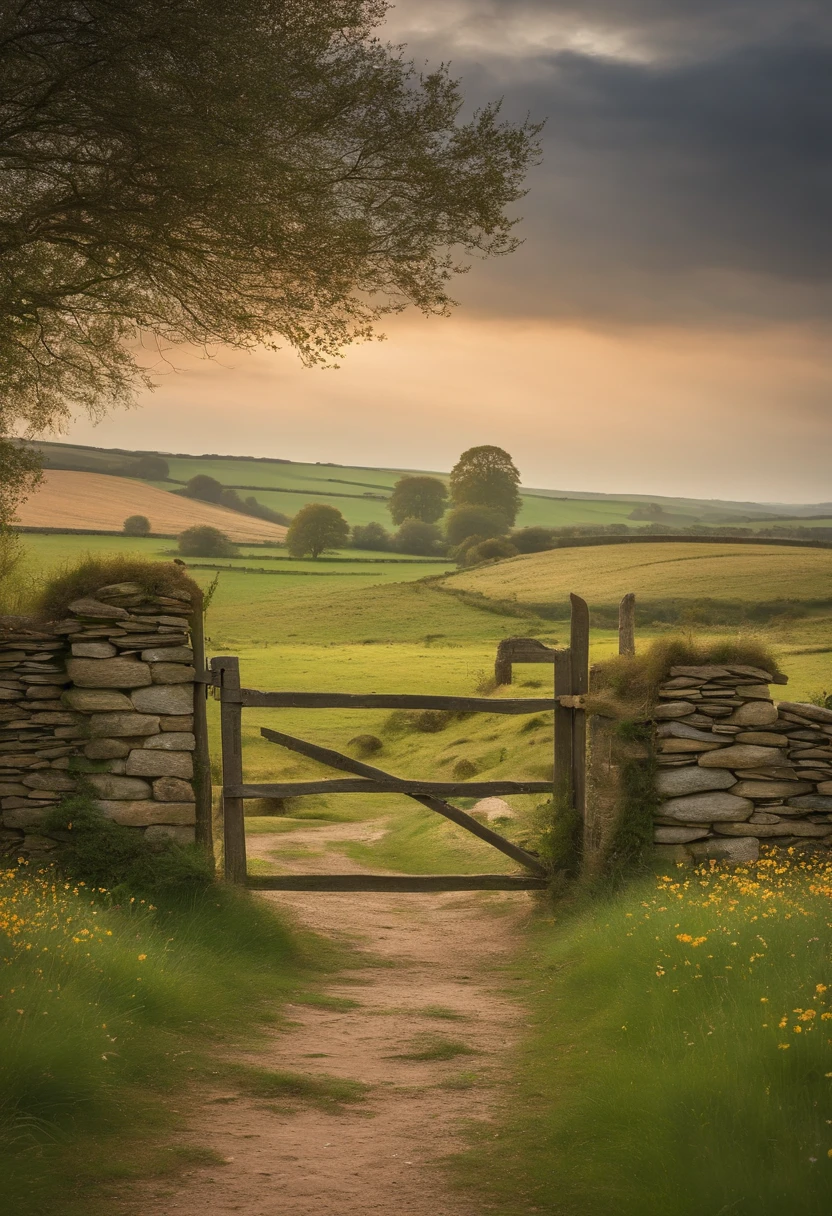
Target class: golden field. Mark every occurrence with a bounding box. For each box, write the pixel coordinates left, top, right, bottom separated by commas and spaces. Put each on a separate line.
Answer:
16, 470, 288, 542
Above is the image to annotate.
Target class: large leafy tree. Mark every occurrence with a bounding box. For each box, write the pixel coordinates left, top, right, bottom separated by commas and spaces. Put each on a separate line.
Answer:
286, 503, 349, 558
449, 446, 522, 526
388, 476, 448, 525
0, 0, 541, 448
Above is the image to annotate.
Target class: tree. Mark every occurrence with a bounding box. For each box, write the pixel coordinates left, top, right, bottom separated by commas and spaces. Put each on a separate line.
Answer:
182, 475, 224, 504
0, 438, 42, 528
130, 455, 169, 479
177, 525, 236, 557
123, 515, 151, 536
445, 504, 510, 546
0, 0, 541, 447
388, 477, 448, 525
449, 446, 522, 525
286, 504, 349, 558
352, 522, 391, 551
393, 519, 443, 556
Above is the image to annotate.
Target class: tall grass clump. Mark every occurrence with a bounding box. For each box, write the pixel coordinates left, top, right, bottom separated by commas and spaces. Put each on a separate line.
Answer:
0, 860, 318, 1215
457, 850, 832, 1216
33, 555, 199, 620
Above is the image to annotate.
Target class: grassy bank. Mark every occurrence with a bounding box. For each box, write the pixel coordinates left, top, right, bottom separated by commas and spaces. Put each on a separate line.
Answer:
0, 864, 330, 1215
457, 852, 832, 1215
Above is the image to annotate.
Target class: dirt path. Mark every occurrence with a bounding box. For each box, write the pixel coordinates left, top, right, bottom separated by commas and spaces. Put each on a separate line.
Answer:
142, 819, 536, 1215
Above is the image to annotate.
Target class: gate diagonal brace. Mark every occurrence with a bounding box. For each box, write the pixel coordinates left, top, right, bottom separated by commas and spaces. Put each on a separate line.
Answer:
259, 726, 549, 878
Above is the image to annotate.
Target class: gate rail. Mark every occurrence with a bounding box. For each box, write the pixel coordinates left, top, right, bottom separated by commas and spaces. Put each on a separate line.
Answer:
208, 593, 591, 892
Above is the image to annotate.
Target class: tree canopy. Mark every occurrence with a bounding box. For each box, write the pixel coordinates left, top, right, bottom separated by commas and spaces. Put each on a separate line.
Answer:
0, 0, 541, 442
286, 503, 349, 558
388, 476, 448, 525
445, 503, 511, 546
393, 519, 442, 556
182, 475, 224, 504
449, 446, 522, 525
123, 514, 151, 536
177, 525, 236, 557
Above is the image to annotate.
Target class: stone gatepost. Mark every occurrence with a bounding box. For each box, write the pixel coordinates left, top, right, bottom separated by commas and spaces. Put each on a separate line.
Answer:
1, 579, 202, 857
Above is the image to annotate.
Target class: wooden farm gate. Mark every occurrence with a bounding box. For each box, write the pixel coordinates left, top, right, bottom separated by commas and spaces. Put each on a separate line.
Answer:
207, 594, 597, 892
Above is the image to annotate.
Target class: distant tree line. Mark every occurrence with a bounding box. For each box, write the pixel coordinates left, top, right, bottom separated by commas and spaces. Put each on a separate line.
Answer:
178, 474, 291, 527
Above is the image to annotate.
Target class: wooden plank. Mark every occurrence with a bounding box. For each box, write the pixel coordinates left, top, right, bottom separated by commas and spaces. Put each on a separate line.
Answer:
232, 779, 554, 798
569, 593, 590, 825
618, 593, 636, 657
247, 873, 549, 892
189, 589, 213, 856
239, 690, 553, 713
260, 726, 549, 877
554, 649, 573, 804
211, 656, 247, 885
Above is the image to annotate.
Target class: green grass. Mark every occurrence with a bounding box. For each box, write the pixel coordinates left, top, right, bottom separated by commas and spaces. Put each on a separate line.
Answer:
0, 867, 333, 1216
390, 1036, 477, 1062
454, 856, 832, 1216
228, 1062, 368, 1107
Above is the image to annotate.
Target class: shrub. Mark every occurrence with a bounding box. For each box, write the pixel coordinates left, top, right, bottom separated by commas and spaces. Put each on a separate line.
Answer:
351, 521, 391, 551
34, 556, 198, 620
178, 524, 236, 558
44, 789, 213, 897
286, 503, 349, 558
512, 525, 555, 553
393, 518, 443, 555
181, 473, 224, 503
388, 475, 447, 525
123, 513, 151, 536
451, 758, 477, 780
445, 504, 509, 546
348, 734, 383, 757
414, 709, 452, 733
462, 537, 518, 566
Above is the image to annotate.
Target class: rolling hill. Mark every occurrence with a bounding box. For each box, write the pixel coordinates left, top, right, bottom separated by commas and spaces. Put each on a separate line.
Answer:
16, 470, 288, 542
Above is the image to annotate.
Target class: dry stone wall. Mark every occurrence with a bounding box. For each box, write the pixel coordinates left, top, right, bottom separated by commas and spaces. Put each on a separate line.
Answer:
652, 663, 832, 863
0, 580, 198, 857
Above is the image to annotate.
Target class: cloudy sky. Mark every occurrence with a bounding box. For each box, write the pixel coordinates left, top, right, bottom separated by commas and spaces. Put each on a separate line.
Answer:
69, 0, 831, 503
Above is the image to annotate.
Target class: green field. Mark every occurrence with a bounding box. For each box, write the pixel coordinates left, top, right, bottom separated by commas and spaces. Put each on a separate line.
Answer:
30, 439, 832, 534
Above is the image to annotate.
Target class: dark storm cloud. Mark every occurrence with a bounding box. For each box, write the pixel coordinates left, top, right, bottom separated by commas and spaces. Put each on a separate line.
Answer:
386, 2, 832, 324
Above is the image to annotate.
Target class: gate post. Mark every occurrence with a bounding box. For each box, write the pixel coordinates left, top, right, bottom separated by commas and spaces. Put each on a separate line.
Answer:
554, 649, 573, 807
618, 593, 636, 656
569, 594, 590, 826
211, 655, 247, 885
190, 588, 213, 857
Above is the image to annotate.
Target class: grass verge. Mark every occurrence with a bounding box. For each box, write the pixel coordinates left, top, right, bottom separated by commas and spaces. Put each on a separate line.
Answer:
0, 863, 332, 1215
454, 851, 832, 1216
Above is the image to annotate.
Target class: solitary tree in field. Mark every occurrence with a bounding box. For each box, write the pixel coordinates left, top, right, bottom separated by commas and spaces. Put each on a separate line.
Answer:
178, 525, 236, 558
449, 446, 522, 526
0, 0, 541, 524
388, 477, 448, 526
123, 515, 151, 536
286, 504, 349, 559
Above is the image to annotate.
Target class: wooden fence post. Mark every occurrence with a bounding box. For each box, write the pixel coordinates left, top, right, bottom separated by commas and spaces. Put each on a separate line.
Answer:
618, 593, 636, 656
190, 589, 213, 857
211, 655, 247, 885
569, 594, 590, 826
554, 648, 573, 806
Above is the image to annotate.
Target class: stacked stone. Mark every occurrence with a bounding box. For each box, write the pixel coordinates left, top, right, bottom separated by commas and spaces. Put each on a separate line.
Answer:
653, 664, 832, 863
0, 580, 197, 857
0, 621, 80, 855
